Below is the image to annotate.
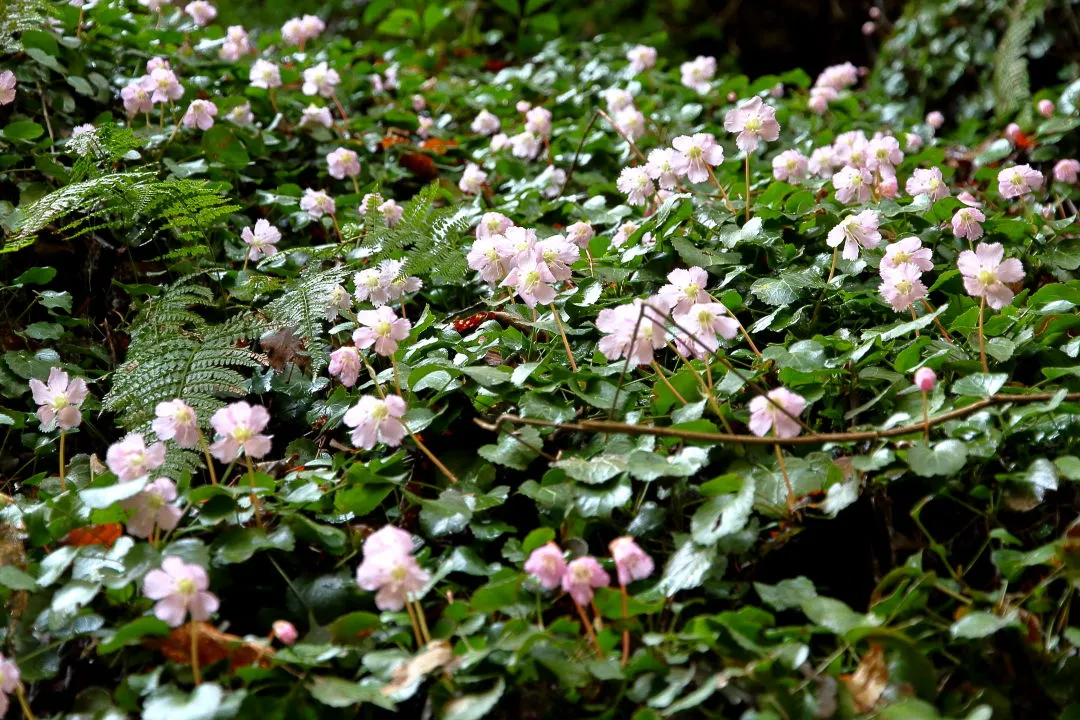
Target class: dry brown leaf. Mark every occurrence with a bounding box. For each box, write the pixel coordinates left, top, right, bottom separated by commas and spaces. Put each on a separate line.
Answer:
381, 640, 455, 696
145, 621, 275, 671
63, 524, 123, 548
841, 643, 888, 713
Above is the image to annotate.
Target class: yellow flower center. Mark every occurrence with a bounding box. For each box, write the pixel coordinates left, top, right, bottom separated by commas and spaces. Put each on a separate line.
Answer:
376, 320, 393, 337
524, 269, 541, 287
892, 251, 910, 264
977, 270, 996, 286
147, 493, 166, 511
232, 427, 254, 442
745, 117, 763, 132
371, 402, 389, 421
177, 578, 196, 596
685, 146, 703, 161
895, 280, 912, 294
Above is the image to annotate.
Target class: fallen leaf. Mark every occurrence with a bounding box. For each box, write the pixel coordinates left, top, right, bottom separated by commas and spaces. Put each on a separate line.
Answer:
419, 138, 457, 155
63, 524, 123, 548
841, 644, 888, 713
145, 621, 275, 671
381, 640, 456, 696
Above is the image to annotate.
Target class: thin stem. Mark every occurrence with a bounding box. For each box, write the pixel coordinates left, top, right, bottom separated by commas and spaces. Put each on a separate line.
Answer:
921, 299, 954, 343
59, 430, 66, 491
573, 600, 602, 656
408, 430, 459, 483
403, 598, 424, 647
411, 598, 431, 645
668, 344, 725, 421
190, 621, 202, 685
268, 88, 279, 115
585, 247, 595, 278
650, 361, 687, 404
706, 165, 736, 213
351, 177, 360, 195
620, 584, 630, 667
241, 254, 249, 273
826, 247, 839, 285
197, 428, 218, 485
390, 356, 404, 397
910, 307, 920, 337
331, 213, 344, 243
244, 454, 264, 528
744, 154, 751, 222
921, 391, 930, 444
596, 108, 647, 163
332, 93, 350, 126
549, 304, 578, 372
775, 443, 795, 514
978, 296, 988, 373
16, 685, 35, 720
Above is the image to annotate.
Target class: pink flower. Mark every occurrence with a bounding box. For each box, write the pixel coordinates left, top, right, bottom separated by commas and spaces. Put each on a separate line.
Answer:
815, 62, 858, 90
181, 99, 217, 131
471, 109, 500, 135
209, 401, 272, 462
617, 166, 654, 206
121, 80, 152, 117
809, 146, 839, 177
106, 433, 166, 482
876, 176, 899, 199
543, 166, 568, 197
343, 394, 408, 450
241, 219, 281, 261
925, 111, 944, 129
0, 70, 16, 106
328, 346, 362, 387
958, 190, 981, 207
832, 166, 872, 204
525, 107, 552, 137
827, 209, 881, 261
353, 306, 412, 357
281, 18, 306, 46
724, 97, 780, 153
272, 620, 298, 645
905, 167, 950, 201
614, 107, 646, 141
537, 236, 579, 282
997, 164, 1043, 199
516, 100, 532, 113
879, 264, 928, 311
562, 556, 610, 605
299, 104, 332, 128
220, 26, 250, 61
501, 258, 556, 308
609, 536, 654, 586
510, 131, 542, 160
121, 478, 181, 538
862, 20, 876, 35
490, 133, 510, 151
1005, 123, 1022, 142
772, 150, 808, 182
748, 387, 806, 439
880, 236, 933, 276
613, 221, 650, 249
604, 88, 634, 113
143, 557, 219, 627
673, 302, 738, 358
355, 543, 429, 611
658, 266, 710, 314
379, 199, 404, 227
905, 133, 924, 151
596, 299, 666, 367
476, 212, 513, 240
524, 542, 566, 590
1037, 99, 1055, 117
417, 115, 434, 139
354, 267, 392, 305
646, 148, 680, 190
327, 148, 360, 180
459, 162, 488, 194
324, 284, 351, 322
184, 0, 217, 26
302, 62, 340, 98
1053, 159, 1079, 184
914, 367, 936, 392
671, 133, 724, 184
365, 524, 415, 556
143, 67, 183, 104
626, 45, 657, 74
834, 130, 869, 168
866, 135, 903, 176
153, 399, 199, 448
566, 221, 594, 249
0, 653, 21, 717
29, 368, 89, 431
808, 87, 835, 114
300, 189, 335, 218
467, 236, 512, 284
146, 57, 171, 73
680, 56, 715, 94
957, 242, 1025, 309
951, 206, 986, 242
250, 60, 282, 90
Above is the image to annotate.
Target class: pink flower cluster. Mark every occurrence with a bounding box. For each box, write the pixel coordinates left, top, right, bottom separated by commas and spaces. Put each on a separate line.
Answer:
121, 58, 184, 118
282, 14, 325, 47
524, 536, 653, 606
355, 525, 430, 611
808, 61, 859, 114
466, 219, 580, 308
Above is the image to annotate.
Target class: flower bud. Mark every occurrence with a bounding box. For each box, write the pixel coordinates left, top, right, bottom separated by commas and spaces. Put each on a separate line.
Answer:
1037, 99, 1054, 118
272, 620, 298, 645
914, 367, 936, 392
1005, 123, 1022, 142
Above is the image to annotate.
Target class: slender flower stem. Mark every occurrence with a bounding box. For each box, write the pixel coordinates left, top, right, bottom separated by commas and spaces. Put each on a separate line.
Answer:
921, 391, 930, 444
403, 598, 424, 647
650, 361, 687, 404
390, 356, 404, 397
16, 685, 35, 720
190, 620, 202, 686
411, 598, 431, 645
585, 247, 595, 277
826, 248, 839, 285
920, 299, 954, 343
978, 296, 988, 373
407, 430, 459, 483
774, 442, 795, 514
910, 307, 920, 337
268, 88, 279, 115
244, 454, 264, 528
59, 430, 67, 491
573, 600, 603, 655
332, 93, 350, 126
197, 429, 218, 485
707, 293, 761, 359
595, 108, 647, 163
331, 213, 344, 243
619, 584, 631, 667
744, 155, 752, 222
241, 255, 249, 273
351, 177, 360, 195
549, 304, 578, 372
706, 165, 736, 214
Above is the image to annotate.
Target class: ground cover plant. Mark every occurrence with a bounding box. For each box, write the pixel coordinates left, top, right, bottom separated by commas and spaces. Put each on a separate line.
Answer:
1, 0, 1080, 718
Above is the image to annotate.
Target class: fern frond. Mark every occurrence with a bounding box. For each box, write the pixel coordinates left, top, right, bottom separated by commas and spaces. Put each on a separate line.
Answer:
254, 265, 350, 373
992, 0, 1046, 119
0, 0, 52, 54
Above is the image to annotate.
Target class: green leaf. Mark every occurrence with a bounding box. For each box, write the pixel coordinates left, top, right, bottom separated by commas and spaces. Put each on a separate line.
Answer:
3, 121, 45, 141
801, 596, 882, 634
522, 527, 555, 555
657, 536, 717, 596
13, 267, 56, 286
442, 679, 505, 720
143, 683, 241, 720
755, 576, 817, 611
951, 373, 1007, 398
478, 426, 541, 470
553, 454, 626, 484
202, 126, 249, 170
99, 617, 171, 654
690, 477, 755, 545
80, 477, 147, 510
749, 269, 820, 306
0, 565, 38, 590
906, 440, 969, 477
308, 676, 391, 708
950, 612, 1018, 639
335, 483, 394, 517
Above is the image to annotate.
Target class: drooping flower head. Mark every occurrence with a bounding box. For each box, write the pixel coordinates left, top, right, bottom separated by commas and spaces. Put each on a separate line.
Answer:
302, 61, 340, 98
327, 148, 360, 179
106, 433, 167, 482
772, 150, 809, 183
832, 166, 872, 204
29, 368, 89, 431
459, 162, 488, 195
143, 557, 219, 626
300, 188, 335, 218
1053, 159, 1079, 184
748, 387, 807, 439
184, 0, 217, 26
997, 164, 1044, 199
181, 99, 217, 130
609, 536, 654, 586
524, 542, 566, 590
355, 527, 429, 612
566, 221, 594, 249
250, 59, 282, 90
209, 401, 272, 462
344, 395, 408, 450
353, 306, 412, 357
879, 264, 928, 312
152, 399, 199, 448
616, 166, 654, 206
950, 206, 986, 242
914, 367, 937, 392
299, 104, 332, 128
826, 209, 881, 261
328, 346, 362, 387
957, 242, 1025, 309
724, 96, 780, 153
905, 167, 950, 201
471, 109, 501, 135
880, 236, 933, 276
121, 81, 153, 117
121, 478, 181, 538
562, 556, 610, 605
241, 219, 281, 261
595, 299, 667, 367
626, 45, 657, 74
